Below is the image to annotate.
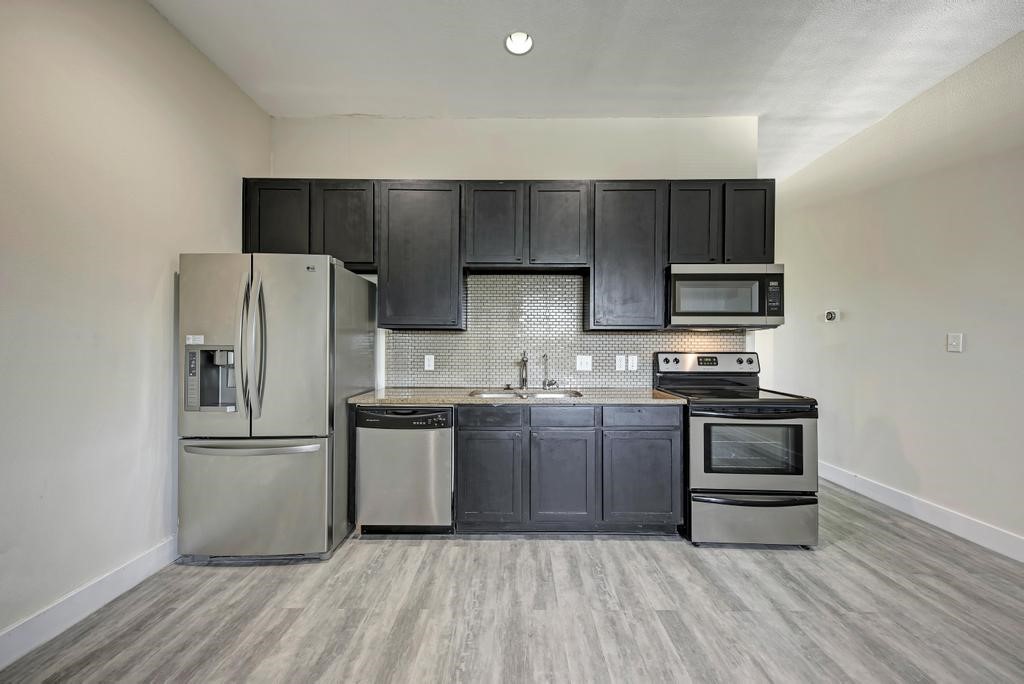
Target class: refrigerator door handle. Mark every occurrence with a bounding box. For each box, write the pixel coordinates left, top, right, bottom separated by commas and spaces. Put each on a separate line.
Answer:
183, 444, 321, 457
248, 270, 264, 420
256, 273, 267, 419
236, 271, 251, 418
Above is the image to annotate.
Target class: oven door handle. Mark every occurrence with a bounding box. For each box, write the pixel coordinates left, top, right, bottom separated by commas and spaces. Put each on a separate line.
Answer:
692, 495, 817, 507
689, 409, 817, 420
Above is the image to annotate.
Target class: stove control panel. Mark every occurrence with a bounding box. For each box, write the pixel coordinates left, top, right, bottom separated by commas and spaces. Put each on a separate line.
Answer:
655, 352, 759, 373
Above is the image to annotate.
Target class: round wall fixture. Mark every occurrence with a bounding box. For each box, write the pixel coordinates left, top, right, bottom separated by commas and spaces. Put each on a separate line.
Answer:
505, 32, 534, 55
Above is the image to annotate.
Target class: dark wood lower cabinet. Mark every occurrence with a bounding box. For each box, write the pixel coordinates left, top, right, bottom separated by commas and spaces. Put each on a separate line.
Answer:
456, 430, 524, 524
602, 430, 681, 524
455, 405, 683, 533
530, 429, 597, 524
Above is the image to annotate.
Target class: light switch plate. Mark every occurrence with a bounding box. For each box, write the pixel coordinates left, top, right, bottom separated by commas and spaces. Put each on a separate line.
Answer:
576, 355, 592, 371
424, 354, 435, 370
946, 333, 964, 353
627, 355, 638, 371
615, 355, 626, 371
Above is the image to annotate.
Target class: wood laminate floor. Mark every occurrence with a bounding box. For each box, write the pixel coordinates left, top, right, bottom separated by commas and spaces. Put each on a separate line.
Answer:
3, 482, 1024, 683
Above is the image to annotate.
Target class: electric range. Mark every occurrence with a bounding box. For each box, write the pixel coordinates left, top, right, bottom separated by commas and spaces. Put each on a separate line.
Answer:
654, 352, 819, 547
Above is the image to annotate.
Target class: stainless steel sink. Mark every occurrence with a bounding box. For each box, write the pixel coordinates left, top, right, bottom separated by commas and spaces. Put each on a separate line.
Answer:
521, 390, 583, 399
468, 389, 583, 399
468, 390, 523, 399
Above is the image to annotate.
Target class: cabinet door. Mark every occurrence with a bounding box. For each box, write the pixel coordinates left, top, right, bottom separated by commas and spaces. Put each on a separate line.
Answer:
530, 430, 597, 523
311, 180, 374, 271
528, 181, 591, 265
590, 181, 667, 329
669, 181, 722, 263
377, 181, 463, 329
457, 430, 524, 523
244, 179, 311, 254
463, 181, 525, 264
602, 430, 681, 524
724, 180, 775, 263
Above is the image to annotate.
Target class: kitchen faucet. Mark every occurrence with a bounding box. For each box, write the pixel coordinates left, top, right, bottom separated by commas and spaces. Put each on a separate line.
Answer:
518, 351, 528, 390
542, 353, 558, 389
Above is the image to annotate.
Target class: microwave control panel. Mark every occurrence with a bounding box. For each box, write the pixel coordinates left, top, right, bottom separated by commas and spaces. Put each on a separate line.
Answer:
766, 274, 784, 315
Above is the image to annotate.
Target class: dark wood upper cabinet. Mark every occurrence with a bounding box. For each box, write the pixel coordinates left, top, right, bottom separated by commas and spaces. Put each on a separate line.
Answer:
463, 181, 525, 264
376, 181, 464, 329
669, 181, 723, 263
311, 180, 374, 270
528, 181, 591, 265
589, 181, 667, 329
724, 179, 775, 263
243, 179, 310, 254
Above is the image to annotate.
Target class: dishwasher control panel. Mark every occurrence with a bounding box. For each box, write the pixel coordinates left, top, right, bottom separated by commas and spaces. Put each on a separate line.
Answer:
356, 408, 453, 429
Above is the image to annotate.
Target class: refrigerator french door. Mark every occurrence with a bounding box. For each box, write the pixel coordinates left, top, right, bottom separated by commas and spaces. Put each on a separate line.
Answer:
177, 253, 375, 560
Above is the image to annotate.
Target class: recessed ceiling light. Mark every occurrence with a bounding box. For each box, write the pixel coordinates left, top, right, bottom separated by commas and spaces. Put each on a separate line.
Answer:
505, 32, 533, 56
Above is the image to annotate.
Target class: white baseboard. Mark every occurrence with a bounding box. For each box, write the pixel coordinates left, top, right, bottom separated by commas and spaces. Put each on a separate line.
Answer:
820, 462, 1024, 563
0, 536, 178, 671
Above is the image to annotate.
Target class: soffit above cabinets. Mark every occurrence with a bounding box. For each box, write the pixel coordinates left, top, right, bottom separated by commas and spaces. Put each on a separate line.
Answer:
150, 0, 1024, 178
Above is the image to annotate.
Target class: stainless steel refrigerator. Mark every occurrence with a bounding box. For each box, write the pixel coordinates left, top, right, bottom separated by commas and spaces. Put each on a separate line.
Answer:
177, 253, 375, 560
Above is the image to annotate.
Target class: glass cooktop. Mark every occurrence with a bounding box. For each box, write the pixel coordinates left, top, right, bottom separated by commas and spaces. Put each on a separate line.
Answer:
656, 381, 814, 404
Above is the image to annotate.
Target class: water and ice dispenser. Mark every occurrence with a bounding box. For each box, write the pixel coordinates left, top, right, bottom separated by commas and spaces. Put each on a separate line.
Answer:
184, 347, 237, 412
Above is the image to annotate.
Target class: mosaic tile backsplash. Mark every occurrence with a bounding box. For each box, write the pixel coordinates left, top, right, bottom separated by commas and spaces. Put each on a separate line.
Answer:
385, 275, 746, 388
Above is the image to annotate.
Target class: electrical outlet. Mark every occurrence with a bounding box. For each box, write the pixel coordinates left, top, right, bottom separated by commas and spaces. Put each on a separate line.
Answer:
627, 355, 638, 371
423, 354, 435, 370
615, 355, 626, 371
576, 355, 592, 371
946, 333, 964, 353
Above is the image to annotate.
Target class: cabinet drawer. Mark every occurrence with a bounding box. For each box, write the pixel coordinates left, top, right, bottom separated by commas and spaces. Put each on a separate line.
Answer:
530, 406, 596, 427
602, 406, 681, 427
457, 406, 523, 428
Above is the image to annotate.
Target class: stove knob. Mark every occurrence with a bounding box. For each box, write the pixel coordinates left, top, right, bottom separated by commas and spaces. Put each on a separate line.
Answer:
746, 357, 754, 365
736, 357, 744, 365
672, 357, 680, 364
662, 357, 670, 364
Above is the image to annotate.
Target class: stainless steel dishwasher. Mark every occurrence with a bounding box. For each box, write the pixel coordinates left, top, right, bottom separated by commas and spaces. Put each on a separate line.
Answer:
355, 407, 454, 532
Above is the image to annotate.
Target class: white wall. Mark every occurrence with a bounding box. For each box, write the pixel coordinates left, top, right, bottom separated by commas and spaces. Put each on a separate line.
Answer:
271, 116, 757, 179
0, 0, 270, 652
767, 33, 1024, 552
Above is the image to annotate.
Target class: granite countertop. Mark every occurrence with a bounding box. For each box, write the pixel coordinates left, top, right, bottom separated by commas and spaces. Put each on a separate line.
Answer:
348, 387, 687, 406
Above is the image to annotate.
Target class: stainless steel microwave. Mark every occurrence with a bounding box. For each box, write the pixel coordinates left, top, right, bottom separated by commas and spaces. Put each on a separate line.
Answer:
669, 264, 784, 329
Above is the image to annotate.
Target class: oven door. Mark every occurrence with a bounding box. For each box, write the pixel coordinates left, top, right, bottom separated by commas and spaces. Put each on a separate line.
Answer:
689, 412, 817, 492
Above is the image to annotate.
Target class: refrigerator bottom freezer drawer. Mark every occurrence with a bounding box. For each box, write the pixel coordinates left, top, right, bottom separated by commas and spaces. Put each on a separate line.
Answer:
690, 493, 818, 546
178, 438, 329, 557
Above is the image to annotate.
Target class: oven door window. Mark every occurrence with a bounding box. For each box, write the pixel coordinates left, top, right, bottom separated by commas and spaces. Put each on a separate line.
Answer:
704, 424, 803, 475
673, 278, 762, 315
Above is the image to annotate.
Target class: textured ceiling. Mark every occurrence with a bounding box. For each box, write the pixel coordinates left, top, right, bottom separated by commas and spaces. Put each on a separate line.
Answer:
149, 0, 1024, 178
